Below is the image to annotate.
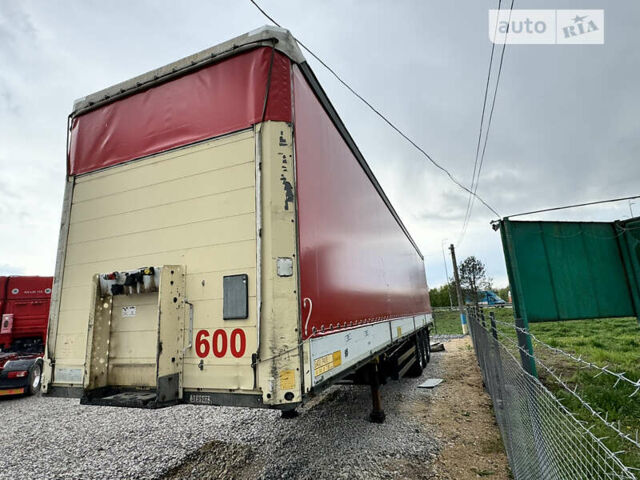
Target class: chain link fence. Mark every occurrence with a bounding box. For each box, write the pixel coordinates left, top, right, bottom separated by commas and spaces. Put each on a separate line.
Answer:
467, 307, 638, 480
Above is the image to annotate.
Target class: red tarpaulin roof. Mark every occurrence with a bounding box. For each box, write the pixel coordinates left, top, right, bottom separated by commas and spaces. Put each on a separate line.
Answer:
69, 47, 291, 175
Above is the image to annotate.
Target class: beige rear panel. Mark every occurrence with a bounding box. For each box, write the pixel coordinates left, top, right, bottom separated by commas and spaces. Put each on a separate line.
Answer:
50, 130, 258, 392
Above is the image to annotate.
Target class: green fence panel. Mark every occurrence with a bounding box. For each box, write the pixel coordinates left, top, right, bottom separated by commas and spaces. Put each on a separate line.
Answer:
500, 219, 639, 324
617, 218, 640, 315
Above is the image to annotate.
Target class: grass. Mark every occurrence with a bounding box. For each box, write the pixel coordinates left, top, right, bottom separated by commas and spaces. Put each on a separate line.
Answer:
432, 308, 468, 335
434, 308, 640, 471
528, 316, 640, 471
432, 307, 513, 335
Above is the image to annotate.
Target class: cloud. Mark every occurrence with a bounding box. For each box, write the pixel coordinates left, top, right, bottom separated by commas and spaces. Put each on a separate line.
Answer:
0, 264, 26, 276
1, 0, 639, 286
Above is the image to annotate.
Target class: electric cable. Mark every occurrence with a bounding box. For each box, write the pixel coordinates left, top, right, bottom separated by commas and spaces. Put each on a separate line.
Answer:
504, 194, 640, 219
460, 0, 503, 243
460, 0, 515, 244
249, 0, 501, 218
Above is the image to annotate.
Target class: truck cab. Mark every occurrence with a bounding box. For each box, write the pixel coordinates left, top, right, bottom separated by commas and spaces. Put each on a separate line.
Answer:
0, 276, 52, 396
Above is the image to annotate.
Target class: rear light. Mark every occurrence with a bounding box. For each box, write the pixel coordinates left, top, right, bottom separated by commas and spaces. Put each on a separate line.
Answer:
7, 370, 28, 379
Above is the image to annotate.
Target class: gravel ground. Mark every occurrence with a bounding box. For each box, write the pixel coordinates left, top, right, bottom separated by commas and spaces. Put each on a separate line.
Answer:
0, 355, 447, 480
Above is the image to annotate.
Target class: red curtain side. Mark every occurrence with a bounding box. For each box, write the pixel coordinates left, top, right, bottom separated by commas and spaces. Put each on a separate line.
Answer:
292, 65, 431, 340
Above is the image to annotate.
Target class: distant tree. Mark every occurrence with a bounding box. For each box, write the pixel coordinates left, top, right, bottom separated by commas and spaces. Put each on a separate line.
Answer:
428, 281, 458, 308
496, 286, 510, 302
459, 256, 492, 306
428, 287, 445, 308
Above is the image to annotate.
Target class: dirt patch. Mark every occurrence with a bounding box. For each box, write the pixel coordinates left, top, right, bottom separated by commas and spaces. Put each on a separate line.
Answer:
161, 440, 261, 480
415, 337, 511, 479
158, 337, 509, 480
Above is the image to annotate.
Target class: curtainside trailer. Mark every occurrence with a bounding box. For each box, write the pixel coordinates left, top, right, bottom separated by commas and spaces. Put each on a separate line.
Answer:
0, 276, 53, 396
43, 26, 432, 421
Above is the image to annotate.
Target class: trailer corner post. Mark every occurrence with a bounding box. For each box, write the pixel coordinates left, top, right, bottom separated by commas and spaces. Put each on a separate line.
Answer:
43, 176, 75, 393
449, 244, 468, 335
255, 121, 303, 408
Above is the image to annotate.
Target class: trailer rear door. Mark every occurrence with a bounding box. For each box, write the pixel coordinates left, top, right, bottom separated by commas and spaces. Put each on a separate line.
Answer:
51, 130, 259, 400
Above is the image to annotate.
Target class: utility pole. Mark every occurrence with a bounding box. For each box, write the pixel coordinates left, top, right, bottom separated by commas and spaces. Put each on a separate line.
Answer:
441, 240, 454, 310
449, 243, 468, 335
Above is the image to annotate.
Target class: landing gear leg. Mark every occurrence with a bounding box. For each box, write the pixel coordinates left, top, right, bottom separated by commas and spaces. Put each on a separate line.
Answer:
368, 362, 386, 424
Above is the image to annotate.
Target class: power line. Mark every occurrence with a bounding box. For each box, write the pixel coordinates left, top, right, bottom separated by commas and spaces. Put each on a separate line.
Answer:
460, 0, 502, 243
471, 0, 515, 214
249, 0, 501, 218
504, 194, 640, 219
460, 0, 515, 244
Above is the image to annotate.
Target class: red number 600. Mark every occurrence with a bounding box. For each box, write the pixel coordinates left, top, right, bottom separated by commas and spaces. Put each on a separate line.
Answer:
195, 329, 246, 359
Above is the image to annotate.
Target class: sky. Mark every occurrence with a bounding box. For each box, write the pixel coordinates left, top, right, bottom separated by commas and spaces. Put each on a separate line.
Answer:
1, 0, 639, 289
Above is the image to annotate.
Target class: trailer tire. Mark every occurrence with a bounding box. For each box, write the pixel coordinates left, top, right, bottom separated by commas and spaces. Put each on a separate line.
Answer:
26, 361, 42, 396
407, 335, 425, 377
423, 330, 431, 364
419, 331, 428, 366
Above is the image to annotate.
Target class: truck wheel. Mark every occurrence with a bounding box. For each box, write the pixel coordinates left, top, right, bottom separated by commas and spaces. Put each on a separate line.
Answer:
407, 335, 425, 377
27, 362, 42, 396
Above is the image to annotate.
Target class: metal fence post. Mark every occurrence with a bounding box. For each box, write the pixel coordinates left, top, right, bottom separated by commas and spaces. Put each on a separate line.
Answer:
468, 306, 479, 360
489, 311, 503, 405
515, 316, 536, 376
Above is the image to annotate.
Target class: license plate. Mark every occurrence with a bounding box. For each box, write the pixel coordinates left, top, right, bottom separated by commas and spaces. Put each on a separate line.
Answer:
0, 388, 25, 396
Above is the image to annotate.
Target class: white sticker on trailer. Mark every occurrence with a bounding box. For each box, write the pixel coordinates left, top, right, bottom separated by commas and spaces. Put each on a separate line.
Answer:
121, 306, 136, 317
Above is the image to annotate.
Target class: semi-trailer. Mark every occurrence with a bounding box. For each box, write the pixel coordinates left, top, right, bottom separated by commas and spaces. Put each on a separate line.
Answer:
0, 276, 53, 396
43, 26, 433, 421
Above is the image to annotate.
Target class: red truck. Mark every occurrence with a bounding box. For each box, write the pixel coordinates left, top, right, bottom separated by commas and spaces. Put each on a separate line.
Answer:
0, 276, 52, 396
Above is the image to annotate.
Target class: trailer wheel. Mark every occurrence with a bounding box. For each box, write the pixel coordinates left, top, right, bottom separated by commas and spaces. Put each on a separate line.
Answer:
419, 331, 427, 366
407, 334, 425, 377
27, 362, 42, 396
423, 330, 431, 364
